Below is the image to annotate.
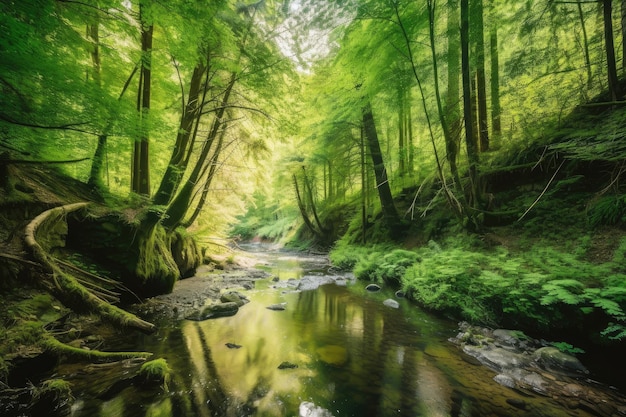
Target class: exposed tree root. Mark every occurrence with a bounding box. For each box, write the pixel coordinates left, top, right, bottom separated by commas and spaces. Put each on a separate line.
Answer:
23, 202, 156, 334
42, 333, 152, 361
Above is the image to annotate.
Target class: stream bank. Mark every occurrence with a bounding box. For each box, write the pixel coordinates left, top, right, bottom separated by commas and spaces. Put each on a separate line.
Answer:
53, 247, 626, 416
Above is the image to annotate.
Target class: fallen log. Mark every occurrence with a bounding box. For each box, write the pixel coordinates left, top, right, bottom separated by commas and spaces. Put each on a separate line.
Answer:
23, 202, 156, 334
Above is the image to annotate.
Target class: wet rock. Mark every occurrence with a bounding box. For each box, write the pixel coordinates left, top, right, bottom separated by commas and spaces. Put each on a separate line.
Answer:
185, 302, 239, 320
267, 303, 287, 311
395, 290, 405, 298
492, 329, 535, 351
278, 361, 298, 369
242, 282, 254, 290
365, 284, 381, 292
383, 299, 399, 309
299, 401, 335, 417
533, 347, 588, 376
462, 345, 531, 372
220, 291, 249, 306
297, 275, 335, 291
493, 374, 516, 388
272, 276, 280, 282
225, 343, 242, 349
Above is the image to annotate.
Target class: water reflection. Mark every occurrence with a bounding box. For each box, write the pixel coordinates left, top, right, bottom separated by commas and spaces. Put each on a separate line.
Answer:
65, 253, 603, 417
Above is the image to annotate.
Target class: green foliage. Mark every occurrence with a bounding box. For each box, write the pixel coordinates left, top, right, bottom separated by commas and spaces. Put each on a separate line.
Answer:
550, 342, 585, 355
332, 244, 419, 285
587, 195, 626, 227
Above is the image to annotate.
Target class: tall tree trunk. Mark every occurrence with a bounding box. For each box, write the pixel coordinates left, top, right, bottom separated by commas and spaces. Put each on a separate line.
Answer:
462, 0, 480, 222
154, 62, 207, 205
86, 18, 107, 190
603, 0, 622, 101
163, 73, 236, 230
446, 0, 461, 151
293, 174, 322, 239
397, 83, 406, 176
360, 125, 367, 244
470, 0, 489, 152
362, 102, 400, 232
489, 3, 502, 141
132, 2, 152, 196
622, 0, 626, 72
578, 1, 593, 88
182, 120, 227, 228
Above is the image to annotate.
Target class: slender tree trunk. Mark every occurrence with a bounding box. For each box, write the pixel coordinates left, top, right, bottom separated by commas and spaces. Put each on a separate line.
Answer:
603, 0, 622, 101
398, 84, 406, 176
360, 126, 367, 244
622, 0, 626, 72
293, 174, 321, 238
470, 0, 489, 152
407, 93, 414, 174
132, 2, 152, 196
446, 0, 461, 150
163, 73, 236, 230
462, 0, 480, 219
86, 19, 107, 189
182, 120, 227, 228
489, 5, 502, 141
154, 62, 207, 205
578, 1, 593, 88
362, 102, 400, 232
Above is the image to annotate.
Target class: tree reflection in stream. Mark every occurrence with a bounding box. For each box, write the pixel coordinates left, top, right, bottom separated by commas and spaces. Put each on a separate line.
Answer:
66, 251, 607, 417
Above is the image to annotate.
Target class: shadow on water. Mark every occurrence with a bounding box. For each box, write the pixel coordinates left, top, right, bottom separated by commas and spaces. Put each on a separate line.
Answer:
61, 248, 611, 417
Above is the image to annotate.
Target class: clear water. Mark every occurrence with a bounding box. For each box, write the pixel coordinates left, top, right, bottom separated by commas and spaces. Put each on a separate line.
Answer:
62, 249, 608, 417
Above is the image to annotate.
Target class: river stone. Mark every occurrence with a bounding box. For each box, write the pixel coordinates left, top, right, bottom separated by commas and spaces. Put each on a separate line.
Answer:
267, 303, 287, 311
533, 347, 588, 376
395, 290, 405, 298
278, 361, 298, 369
298, 275, 335, 291
462, 345, 531, 372
492, 329, 533, 350
299, 401, 335, 417
185, 302, 239, 320
316, 345, 348, 366
383, 299, 400, 308
220, 291, 249, 306
493, 373, 516, 388
365, 284, 381, 292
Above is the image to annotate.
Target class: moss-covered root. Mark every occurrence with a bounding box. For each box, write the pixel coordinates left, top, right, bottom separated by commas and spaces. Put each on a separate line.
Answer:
136, 358, 170, 389
43, 332, 152, 361
24, 202, 156, 334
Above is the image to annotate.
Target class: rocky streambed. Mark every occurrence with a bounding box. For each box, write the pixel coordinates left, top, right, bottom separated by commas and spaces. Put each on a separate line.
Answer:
450, 322, 626, 416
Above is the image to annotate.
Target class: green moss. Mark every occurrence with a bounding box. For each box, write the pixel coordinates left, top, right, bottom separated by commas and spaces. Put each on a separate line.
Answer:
43, 333, 152, 361
134, 225, 178, 295
137, 358, 171, 388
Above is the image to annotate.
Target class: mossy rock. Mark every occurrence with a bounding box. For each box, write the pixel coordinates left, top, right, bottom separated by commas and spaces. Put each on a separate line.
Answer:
185, 302, 239, 321
137, 359, 171, 388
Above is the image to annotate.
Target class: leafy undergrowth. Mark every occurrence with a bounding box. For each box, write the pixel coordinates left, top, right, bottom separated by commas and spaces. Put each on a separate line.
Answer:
330, 222, 626, 345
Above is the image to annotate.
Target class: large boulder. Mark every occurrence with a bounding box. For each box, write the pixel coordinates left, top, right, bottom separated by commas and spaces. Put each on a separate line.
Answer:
533, 347, 588, 376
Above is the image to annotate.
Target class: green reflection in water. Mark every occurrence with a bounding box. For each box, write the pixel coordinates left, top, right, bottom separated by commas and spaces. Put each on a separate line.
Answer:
66, 255, 603, 417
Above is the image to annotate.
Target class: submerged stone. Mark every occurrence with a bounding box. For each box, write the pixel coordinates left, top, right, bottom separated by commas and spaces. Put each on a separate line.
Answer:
185, 302, 239, 321
278, 361, 298, 369
383, 299, 399, 308
220, 291, 249, 306
225, 343, 242, 349
316, 345, 348, 366
299, 401, 335, 417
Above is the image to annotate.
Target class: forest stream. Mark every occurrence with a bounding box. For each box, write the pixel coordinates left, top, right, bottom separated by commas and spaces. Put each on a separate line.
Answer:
40, 244, 624, 417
